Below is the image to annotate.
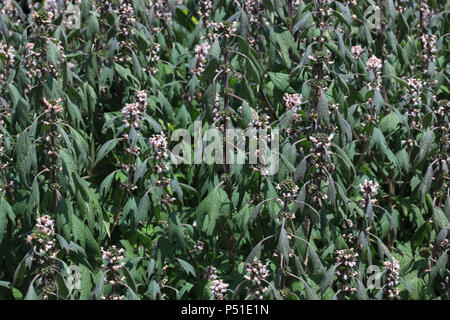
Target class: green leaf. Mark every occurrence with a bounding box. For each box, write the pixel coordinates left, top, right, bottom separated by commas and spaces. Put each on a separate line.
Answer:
86, 14, 100, 40
304, 281, 320, 300
209, 39, 220, 61
307, 244, 324, 274
0, 14, 9, 40
100, 171, 116, 197
356, 279, 368, 300
168, 211, 186, 247
56, 198, 72, 240
196, 188, 231, 236
114, 63, 139, 85
327, 175, 336, 207
416, 130, 434, 164
246, 241, 262, 263
320, 265, 336, 294
268, 72, 290, 91
91, 272, 104, 300
95, 139, 117, 166
24, 281, 41, 300
293, 12, 312, 33
0, 198, 13, 243
47, 41, 62, 66
317, 92, 330, 126
433, 207, 450, 229
420, 164, 434, 202
280, 108, 295, 130
429, 252, 447, 285
176, 259, 196, 277
138, 194, 151, 222
378, 112, 399, 133
148, 280, 161, 300
277, 227, 290, 261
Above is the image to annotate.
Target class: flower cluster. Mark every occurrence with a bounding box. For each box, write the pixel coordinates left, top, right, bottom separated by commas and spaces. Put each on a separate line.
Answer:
206, 265, 218, 279
283, 93, 302, 113
47, 39, 66, 78
249, 111, 271, 143
434, 99, 449, 118
194, 241, 204, 252
209, 21, 237, 41
442, 276, 449, 299
210, 279, 229, 300
25, 214, 60, 299
277, 210, 296, 221
0, 0, 22, 22
152, 0, 174, 27
101, 245, 126, 272
405, 104, 423, 131
341, 218, 358, 247
359, 179, 379, 208
276, 179, 299, 200
41, 98, 64, 181
43, 0, 64, 17
149, 132, 170, 173
24, 37, 66, 81
206, 265, 229, 300
192, 42, 210, 76
431, 238, 450, 258
212, 95, 234, 132
420, 34, 437, 63
383, 258, 400, 299
100, 246, 126, 300
420, 2, 435, 28
212, 93, 222, 123
234, 0, 269, 43
43, 98, 63, 115
0, 42, 15, 86
406, 78, 424, 106
283, 93, 303, 137
244, 257, 270, 299
0, 127, 13, 192
24, 42, 41, 84
351, 45, 363, 59
401, 138, 417, 148
197, 0, 213, 26
122, 90, 148, 129
32, 8, 54, 26
117, 1, 136, 40
315, 4, 333, 32
145, 42, 161, 74
335, 248, 358, 295
26, 215, 57, 264
249, 114, 270, 131
309, 133, 333, 151
365, 54, 382, 90
359, 179, 379, 198
343, 0, 357, 6
366, 55, 383, 74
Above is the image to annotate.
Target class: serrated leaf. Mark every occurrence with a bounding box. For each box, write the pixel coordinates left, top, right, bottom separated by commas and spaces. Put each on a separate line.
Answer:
176, 259, 196, 277
317, 92, 330, 126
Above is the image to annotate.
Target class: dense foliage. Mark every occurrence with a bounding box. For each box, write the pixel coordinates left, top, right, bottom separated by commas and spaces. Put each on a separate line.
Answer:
0, 0, 449, 300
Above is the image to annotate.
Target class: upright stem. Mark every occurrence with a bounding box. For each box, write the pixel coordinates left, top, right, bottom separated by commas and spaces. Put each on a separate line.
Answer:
419, 0, 424, 30
280, 216, 286, 289
288, 0, 293, 33
378, 0, 387, 103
